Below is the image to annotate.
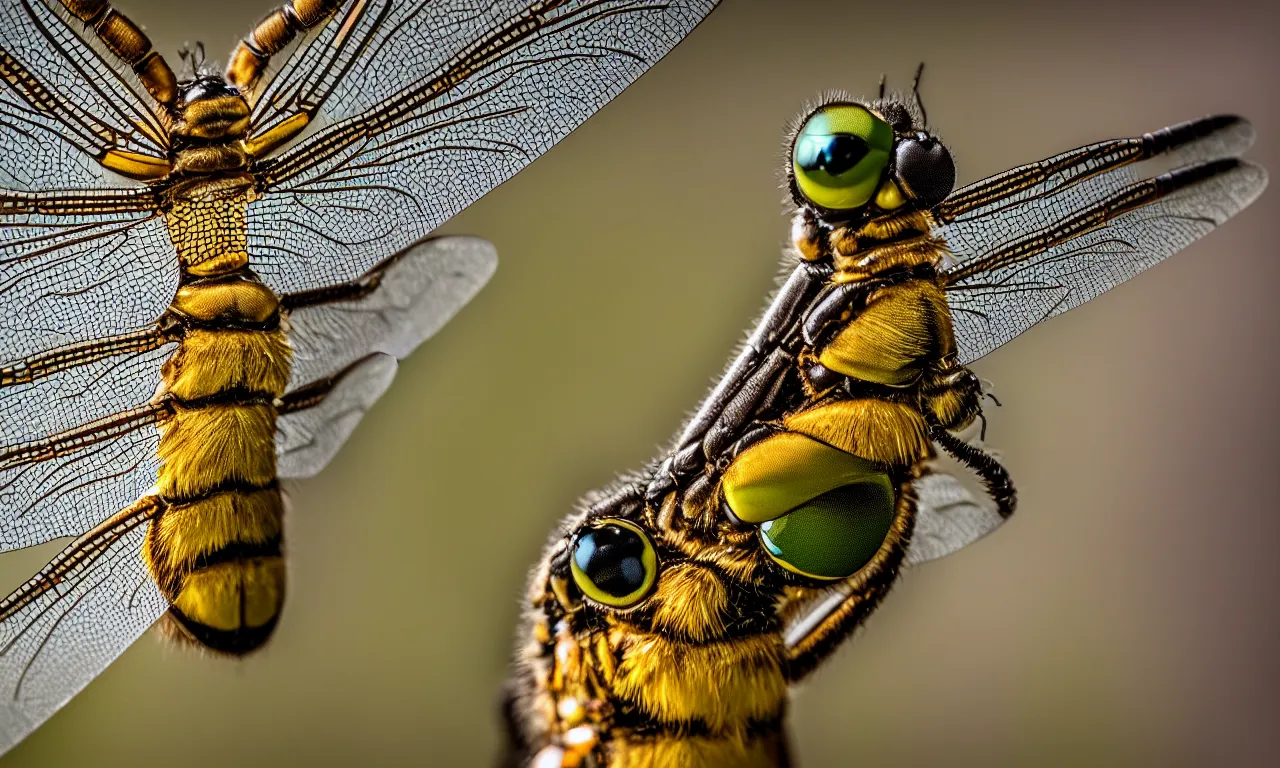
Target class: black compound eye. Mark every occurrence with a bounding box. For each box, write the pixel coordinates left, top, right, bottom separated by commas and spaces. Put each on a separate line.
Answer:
181, 78, 240, 104
892, 134, 955, 209
570, 519, 657, 608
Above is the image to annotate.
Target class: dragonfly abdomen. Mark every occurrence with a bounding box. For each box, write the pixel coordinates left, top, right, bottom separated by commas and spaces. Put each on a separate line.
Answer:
142, 193, 292, 655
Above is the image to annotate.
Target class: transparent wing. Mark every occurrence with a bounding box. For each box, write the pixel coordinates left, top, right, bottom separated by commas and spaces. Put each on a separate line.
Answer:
0, 0, 167, 191
277, 354, 397, 479
0, 498, 166, 753
904, 471, 1007, 567
0, 206, 178, 361
936, 115, 1254, 226
276, 236, 497, 477
0, 1, 177, 368
0, 406, 163, 552
1, 337, 173, 446
283, 236, 496, 390
0, 201, 177, 554
246, 0, 716, 294
938, 116, 1267, 363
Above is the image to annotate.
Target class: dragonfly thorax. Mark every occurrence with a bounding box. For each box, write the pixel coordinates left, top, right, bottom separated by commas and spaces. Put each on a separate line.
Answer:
160, 77, 254, 176
171, 76, 251, 140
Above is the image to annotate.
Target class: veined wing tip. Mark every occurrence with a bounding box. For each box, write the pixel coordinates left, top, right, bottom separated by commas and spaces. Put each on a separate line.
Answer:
1158, 157, 1268, 225
1216, 114, 1257, 154
1211, 157, 1269, 202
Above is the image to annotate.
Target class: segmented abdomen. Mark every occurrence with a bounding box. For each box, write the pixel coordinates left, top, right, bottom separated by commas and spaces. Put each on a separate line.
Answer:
142, 186, 290, 655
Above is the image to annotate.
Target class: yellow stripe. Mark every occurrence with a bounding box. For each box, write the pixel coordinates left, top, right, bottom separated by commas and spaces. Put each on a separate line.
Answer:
171, 558, 285, 631
156, 402, 277, 500
162, 327, 290, 401
608, 626, 786, 732
144, 489, 282, 592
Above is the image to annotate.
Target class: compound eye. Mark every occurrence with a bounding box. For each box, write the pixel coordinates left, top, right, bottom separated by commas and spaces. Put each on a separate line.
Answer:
893, 134, 956, 209
570, 519, 657, 607
792, 104, 894, 212
760, 481, 896, 580
180, 77, 240, 104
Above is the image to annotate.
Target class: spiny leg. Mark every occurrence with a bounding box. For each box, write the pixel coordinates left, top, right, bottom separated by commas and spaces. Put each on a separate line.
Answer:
229, 0, 353, 159
931, 427, 1017, 520
58, 0, 177, 106
3, 3, 173, 177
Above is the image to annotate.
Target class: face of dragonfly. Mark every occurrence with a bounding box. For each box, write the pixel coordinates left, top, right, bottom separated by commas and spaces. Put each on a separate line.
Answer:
787, 99, 955, 224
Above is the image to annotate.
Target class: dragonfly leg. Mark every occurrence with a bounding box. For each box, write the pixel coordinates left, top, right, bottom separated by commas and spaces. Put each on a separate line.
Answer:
226, 0, 347, 92
58, 0, 177, 105
231, 1, 358, 159
931, 427, 1017, 520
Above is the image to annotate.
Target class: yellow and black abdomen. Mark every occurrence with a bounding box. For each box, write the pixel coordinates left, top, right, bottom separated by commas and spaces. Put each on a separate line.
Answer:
142, 187, 291, 655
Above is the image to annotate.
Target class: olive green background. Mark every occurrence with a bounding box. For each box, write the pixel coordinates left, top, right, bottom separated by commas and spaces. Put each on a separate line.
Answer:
3, 0, 1277, 765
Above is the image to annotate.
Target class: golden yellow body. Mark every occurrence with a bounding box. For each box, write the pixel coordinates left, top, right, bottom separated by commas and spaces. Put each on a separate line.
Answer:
125, 97, 293, 652
508, 198, 973, 765
500, 94, 1068, 765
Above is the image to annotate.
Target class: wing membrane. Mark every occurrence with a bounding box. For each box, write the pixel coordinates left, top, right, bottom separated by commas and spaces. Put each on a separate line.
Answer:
246, 0, 716, 294
0, 205, 178, 361
0, 0, 167, 191
0, 497, 167, 752
283, 236, 496, 389
0, 405, 163, 552
276, 236, 496, 477
277, 354, 397, 479
1, 336, 172, 445
904, 471, 1006, 567
940, 117, 1267, 364
936, 114, 1254, 225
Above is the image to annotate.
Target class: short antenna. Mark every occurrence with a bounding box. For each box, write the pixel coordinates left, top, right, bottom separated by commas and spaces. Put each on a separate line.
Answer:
177, 42, 206, 78
911, 61, 928, 126
878, 73, 886, 100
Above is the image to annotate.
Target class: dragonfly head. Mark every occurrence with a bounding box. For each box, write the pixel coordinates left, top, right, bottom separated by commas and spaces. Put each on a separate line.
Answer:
788, 98, 955, 225
169, 75, 252, 142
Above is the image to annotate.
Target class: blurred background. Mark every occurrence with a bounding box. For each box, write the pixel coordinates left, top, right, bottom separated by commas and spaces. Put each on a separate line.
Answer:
2, 0, 1277, 765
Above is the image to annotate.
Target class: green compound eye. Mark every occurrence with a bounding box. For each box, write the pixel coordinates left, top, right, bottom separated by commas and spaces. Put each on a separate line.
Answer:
570, 519, 658, 607
792, 104, 894, 212
759, 480, 896, 580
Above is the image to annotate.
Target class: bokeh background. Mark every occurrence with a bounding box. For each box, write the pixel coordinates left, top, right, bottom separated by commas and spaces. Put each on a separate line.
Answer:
2, 0, 1277, 765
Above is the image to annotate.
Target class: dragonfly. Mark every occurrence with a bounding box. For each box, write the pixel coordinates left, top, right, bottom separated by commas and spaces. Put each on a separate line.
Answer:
502, 73, 1267, 767
0, 0, 717, 751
